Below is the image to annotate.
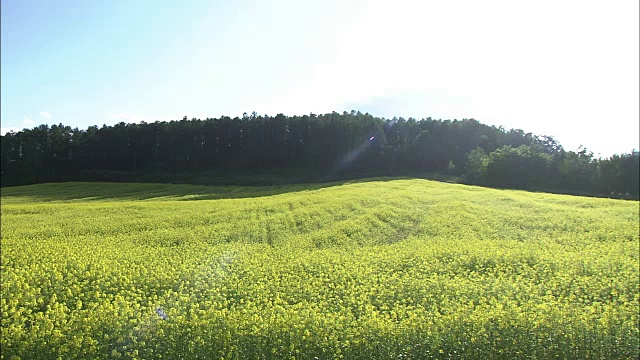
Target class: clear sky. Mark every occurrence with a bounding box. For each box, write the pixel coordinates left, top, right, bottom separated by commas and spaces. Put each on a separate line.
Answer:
2, 0, 638, 157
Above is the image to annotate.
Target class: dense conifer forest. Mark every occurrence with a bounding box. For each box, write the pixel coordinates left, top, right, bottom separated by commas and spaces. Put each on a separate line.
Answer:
1, 111, 638, 198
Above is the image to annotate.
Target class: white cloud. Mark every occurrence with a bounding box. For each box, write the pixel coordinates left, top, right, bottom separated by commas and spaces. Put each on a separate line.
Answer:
40, 111, 51, 119
112, 113, 145, 123
111, 113, 169, 124
260, 0, 638, 156
1, 127, 21, 135
23, 118, 35, 126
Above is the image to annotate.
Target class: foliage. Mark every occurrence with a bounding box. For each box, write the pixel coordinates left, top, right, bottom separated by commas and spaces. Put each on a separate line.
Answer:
483, 145, 553, 190
598, 153, 640, 196
2, 113, 637, 198
2, 180, 638, 359
463, 148, 489, 184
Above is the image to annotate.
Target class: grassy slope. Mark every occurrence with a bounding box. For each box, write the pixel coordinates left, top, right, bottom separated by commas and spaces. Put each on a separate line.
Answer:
1, 179, 639, 359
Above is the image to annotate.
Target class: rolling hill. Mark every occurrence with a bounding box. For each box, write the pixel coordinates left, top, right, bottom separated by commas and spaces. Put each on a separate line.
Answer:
1, 179, 638, 359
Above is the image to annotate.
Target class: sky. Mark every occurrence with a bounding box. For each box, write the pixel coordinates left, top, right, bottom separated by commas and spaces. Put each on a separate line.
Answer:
1, 0, 638, 157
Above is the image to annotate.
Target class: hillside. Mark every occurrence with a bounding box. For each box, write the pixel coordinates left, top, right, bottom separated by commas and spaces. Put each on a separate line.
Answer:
1, 179, 638, 359
3, 114, 638, 199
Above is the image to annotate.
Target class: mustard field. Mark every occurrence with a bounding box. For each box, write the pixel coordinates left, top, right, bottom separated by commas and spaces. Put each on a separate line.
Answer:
1, 179, 638, 359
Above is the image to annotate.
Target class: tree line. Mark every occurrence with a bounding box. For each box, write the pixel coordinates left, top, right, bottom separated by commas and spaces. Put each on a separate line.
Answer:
1, 111, 638, 198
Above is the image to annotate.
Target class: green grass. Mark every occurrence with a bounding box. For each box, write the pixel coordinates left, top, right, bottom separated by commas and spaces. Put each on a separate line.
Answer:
1, 179, 638, 359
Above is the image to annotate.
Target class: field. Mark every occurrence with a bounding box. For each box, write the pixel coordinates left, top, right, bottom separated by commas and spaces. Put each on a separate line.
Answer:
1, 179, 639, 359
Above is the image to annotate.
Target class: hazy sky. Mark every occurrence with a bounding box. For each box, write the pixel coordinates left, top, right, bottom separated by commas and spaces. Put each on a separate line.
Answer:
2, 0, 638, 157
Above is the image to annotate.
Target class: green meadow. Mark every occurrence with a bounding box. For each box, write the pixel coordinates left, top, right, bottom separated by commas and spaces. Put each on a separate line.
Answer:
1, 179, 638, 359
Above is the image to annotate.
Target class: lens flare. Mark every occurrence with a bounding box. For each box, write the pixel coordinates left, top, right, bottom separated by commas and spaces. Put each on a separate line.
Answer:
326, 136, 376, 177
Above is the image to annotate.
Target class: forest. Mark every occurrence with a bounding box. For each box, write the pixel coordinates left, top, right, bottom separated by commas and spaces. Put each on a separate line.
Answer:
1, 111, 638, 198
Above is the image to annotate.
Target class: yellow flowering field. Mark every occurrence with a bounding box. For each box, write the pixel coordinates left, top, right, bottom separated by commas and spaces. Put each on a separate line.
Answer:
1, 179, 638, 359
